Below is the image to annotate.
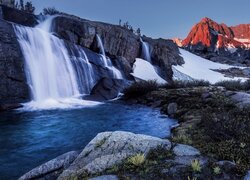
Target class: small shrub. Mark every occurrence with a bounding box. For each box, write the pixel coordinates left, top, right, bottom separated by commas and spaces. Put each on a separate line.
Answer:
43, 7, 60, 15
172, 134, 192, 145
127, 153, 146, 167
123, 80, 159, 99
215, 80, 250, 91
191, 159, 202, 173
163, 80, 210, 89
213, 166, 221, 175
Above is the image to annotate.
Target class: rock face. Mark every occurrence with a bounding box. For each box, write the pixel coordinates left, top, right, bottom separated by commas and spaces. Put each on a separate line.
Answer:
58, 131, 171, 179
19, 151, 80, 180
179, 17, 250, 66
0, 18, 29, 105
89, 78, 126, 101
52, 15, 183, 83
0, 5, 37, 26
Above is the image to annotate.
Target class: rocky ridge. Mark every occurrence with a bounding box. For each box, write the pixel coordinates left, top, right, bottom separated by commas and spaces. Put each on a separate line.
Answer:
175, 17, 250, 66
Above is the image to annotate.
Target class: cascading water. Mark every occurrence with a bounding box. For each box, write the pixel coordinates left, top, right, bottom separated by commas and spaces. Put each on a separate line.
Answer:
13, 16, 100, 110
140, 38, 152, 62
96, 34, 123, 79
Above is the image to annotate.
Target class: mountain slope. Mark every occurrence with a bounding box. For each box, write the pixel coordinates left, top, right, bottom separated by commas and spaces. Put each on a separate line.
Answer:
177, 17, 250, 66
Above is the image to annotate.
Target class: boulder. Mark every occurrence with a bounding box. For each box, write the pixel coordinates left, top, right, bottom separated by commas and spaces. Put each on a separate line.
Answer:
88, 78, 126, 101
173, 144, 201, 156
89, 175, 119, 180
230, 92, 250, 108
174, 156, 208, 166
58, 131, 171, 179
19, 151, 80, 180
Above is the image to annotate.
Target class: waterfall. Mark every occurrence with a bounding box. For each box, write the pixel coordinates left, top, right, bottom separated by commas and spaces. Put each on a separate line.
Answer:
96, 34, 123, 79
140, 38, 151, 62
13, 17, 100, 110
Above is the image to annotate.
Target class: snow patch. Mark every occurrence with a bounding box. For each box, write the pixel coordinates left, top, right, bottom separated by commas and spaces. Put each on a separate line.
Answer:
131, 58, 166, 84
174, 49, 247, 84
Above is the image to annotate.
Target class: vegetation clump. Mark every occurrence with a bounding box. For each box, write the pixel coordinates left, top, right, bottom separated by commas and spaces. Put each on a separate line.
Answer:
215, 79, 250, 91
123, 80, 159, 99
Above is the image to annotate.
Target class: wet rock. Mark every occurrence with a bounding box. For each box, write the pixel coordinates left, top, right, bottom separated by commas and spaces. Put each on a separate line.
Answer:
19, 151, 80, 180
0, 103, 23, 111
0, 18, 30, 105
173, 144, 200, 156
89, 78, 126, 101
89, 175, 119, 180
58, 131, 171, 179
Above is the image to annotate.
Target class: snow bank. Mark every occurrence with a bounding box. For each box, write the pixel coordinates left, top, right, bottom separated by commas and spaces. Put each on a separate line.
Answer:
174, 49, 247, 84
131, 58, 166, 84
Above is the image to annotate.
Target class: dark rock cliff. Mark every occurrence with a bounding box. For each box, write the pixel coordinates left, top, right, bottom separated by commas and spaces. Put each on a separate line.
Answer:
0, 18, 29, 105
0, 5, 183, 108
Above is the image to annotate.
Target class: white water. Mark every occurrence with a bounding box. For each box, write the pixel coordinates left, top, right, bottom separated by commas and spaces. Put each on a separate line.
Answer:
140, 38, 151, 62
96, 34, 123, 79
14, 17, 101, 110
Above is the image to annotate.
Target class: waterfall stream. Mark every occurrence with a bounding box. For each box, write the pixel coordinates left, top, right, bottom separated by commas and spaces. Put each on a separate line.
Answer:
140, 38, 152, 62
13, 17, 107, 110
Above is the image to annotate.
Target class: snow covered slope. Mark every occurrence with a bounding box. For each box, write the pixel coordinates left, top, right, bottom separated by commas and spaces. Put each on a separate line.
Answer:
131, 58, 166, 84
174, 49, 247, 84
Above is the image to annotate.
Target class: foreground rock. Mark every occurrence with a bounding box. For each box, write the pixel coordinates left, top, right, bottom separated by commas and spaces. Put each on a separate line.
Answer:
58, 131, 171, 179
19, 151, 80, 180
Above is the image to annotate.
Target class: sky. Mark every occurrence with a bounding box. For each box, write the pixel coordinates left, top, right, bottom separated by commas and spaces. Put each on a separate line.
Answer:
30, 0, 250, 39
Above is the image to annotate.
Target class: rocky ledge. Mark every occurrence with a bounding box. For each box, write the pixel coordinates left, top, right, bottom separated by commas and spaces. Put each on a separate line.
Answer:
19, 131, 248, 180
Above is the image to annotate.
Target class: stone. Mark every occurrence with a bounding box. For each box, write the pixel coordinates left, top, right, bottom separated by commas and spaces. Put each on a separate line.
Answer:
244, 171, 250, 180
0, 103, 23, 111
173, 144, 201, 156
89, 78, 126, 101
174, 156, 208, 166
215, 160, 236, 172
167, 103, 178, 117
230, 92, 250, 108
58, 131, 171, 179
89, 175, 119, 180
18, 151, 80, 180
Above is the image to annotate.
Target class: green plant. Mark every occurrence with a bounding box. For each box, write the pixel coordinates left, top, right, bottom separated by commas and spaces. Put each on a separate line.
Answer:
163, 80, 210, 89
187, 176, 197, 180
191, 159, 201, 173
215, 80, 250, 91
127, 153, 146, 167
213, 166, 221, 175
172, 134, 192, 145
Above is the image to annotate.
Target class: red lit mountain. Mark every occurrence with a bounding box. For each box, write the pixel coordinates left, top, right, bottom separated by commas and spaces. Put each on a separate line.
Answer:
176, 17, 250, 66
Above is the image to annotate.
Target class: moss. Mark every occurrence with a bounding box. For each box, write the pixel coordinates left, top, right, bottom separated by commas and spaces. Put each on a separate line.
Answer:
95, 137, 108, 149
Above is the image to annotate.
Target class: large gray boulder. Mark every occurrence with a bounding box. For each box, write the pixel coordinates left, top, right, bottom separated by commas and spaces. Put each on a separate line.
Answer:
173, 144, 200, 156
18, 151, 79, 180
230, 92, 250, 108
58, 131, 171, 179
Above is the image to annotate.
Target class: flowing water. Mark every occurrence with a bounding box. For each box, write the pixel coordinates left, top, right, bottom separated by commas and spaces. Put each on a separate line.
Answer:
0, 102, 177, 179
140, 38, 152, 62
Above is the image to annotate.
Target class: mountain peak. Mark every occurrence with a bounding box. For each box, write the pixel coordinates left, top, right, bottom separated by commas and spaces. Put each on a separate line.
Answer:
180, 18, 250, 50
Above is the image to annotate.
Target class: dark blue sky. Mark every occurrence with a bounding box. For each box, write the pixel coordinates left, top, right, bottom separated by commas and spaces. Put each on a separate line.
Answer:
31, 0, 250, 39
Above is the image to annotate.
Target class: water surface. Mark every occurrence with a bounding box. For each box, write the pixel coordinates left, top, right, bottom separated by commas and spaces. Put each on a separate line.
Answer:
0, 101, 176, 179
